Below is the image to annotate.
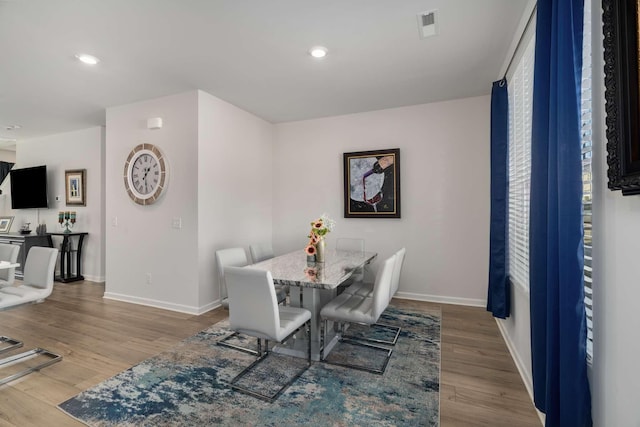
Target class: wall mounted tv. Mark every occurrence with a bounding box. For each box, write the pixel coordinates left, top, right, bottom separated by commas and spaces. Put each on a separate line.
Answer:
10, 165, 49, 209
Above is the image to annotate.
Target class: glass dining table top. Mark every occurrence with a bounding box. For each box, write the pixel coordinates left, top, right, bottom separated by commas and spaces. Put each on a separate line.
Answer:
249, 249, 377, 289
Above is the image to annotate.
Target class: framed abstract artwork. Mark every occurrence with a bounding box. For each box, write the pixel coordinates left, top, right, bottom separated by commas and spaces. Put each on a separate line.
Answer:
343, 148, 401, 218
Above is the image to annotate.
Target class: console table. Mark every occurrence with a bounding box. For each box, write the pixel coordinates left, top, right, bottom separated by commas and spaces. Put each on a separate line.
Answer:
48, 232, 88, 283
0, 233, 54, 279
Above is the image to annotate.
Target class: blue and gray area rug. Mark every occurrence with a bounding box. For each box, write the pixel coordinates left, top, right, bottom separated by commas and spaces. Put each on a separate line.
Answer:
59, 305, 440, 426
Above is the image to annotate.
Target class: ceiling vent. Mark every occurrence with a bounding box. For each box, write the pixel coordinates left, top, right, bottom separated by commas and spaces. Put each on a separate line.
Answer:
417, 10, 438, 39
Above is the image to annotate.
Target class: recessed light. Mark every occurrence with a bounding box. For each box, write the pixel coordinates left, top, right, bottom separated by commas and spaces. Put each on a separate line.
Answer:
75, 53, 100, 65
309, 46, 328, 58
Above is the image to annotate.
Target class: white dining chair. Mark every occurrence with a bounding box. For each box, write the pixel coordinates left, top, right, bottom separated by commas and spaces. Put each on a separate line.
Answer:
250, 243, 290, 300
0, 243, 19, 288
215, 247, 287, 355
336, 237, 365, 253
320, 253, 396, 374
336, 238, 365, 287
249, 243, 274, 263
340, 248, 406, 346
216, 248, 250, 309
215, 248, 258, 355
390, 247, 406, 299
225, 266, 311, 402
344, 247, 405, 296
0, 247, 59, 309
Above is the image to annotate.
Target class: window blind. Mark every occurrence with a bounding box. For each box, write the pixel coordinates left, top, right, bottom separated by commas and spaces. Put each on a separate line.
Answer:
506, 2, 592, 361
507, 36, 535, 291
582, 0, 593, 361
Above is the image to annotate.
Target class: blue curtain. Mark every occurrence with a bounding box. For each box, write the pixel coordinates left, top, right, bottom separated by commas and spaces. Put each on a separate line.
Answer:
487, 79, 510, 319
530, 0, 592, 426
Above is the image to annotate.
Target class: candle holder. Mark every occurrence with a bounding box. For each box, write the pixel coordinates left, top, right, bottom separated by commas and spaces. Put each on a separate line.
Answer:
59, 211, 75, 234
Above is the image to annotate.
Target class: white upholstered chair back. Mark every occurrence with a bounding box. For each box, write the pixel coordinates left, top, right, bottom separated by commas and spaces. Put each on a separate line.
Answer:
336, 238, 365, 283
215, 248, 249, 301
371, 254, 396, 321
23, 247, 58, 290
249, 243, 274, 264
336, 238, 365, 253
390, 248, 406, 299
0, 243, 19, 286
224, 266, 280, 341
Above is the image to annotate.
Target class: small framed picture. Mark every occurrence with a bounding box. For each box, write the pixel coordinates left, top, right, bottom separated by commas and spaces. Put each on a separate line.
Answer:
65, 169, 86, 206
0, 216, 14, 233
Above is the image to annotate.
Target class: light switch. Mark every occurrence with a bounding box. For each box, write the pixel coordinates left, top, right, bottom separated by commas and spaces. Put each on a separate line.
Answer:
112, 216, 118, 227
172, 217, 182, 229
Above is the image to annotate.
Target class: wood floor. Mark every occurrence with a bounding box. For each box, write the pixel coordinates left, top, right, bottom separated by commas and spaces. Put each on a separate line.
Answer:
0, 282, 540, 426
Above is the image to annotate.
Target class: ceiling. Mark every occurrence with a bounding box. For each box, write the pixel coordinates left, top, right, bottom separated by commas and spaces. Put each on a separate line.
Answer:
0, 0, 528, 146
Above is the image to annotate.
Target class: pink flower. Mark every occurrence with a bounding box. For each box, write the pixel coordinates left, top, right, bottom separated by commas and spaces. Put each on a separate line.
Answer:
305, 244, 317, 255
304, 267, 318, 279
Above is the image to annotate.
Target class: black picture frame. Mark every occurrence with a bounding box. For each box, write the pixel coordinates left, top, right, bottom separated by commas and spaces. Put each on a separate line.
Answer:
343, 148, 401, 218
603, 0, 640, 194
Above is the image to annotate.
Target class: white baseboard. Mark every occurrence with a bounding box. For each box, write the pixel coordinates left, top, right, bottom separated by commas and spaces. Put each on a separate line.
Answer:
79, 274, 105, 283
394, 291, 486, 307
52, 272, 105, 283
103, 292, 222, 315
198, 300, 220, 315
494, 319, 545, 425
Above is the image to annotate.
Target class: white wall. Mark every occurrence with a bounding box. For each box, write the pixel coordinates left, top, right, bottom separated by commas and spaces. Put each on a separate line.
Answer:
105, 91, 200, 313
496, 284, 533, 398
104, 90, 273, 314
2, 127, 105, 281
273, 96, 491, 305
197, 90, 273, 309
0, 150, 16, 163
590, 0, 640, 423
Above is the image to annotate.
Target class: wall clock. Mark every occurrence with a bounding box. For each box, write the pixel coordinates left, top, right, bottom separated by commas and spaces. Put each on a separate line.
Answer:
123, 143, 167, 205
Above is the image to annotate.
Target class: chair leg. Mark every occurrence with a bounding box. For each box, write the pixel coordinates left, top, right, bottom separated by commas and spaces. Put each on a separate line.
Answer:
320, 320, 394, 375
336, 338, 393, 375
320, 319, 326, 361
0, 348, 62, 385
217, 331, 259, 356
278, 294, 287, 306
229, 321, 312, 402
307, 321, 311, 365
342, 322, 401, 346
0, 336, 23, 355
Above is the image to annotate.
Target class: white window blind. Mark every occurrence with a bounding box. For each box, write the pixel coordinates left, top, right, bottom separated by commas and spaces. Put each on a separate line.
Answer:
507, 36, 535, 291
506, 3, 592, 361
581, 0, 593, 361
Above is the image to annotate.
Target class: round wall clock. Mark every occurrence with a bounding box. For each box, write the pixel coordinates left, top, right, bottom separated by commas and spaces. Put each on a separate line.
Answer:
123, 143, 167, 205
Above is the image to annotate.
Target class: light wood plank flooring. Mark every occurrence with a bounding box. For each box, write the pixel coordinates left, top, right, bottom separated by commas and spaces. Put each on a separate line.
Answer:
0, 282, 540, 426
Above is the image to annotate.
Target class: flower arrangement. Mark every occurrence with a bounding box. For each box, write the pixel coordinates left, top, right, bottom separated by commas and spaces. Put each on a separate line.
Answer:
304, 266, 319, 280
304, 264, 324, 282
304, 213, 335, 257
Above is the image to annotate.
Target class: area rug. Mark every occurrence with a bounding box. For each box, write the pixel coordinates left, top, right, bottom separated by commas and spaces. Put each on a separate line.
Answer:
58, 305, 440, 426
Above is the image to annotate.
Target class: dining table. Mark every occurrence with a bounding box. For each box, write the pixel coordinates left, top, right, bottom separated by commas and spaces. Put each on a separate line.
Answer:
0, 261, 19, 270
249, 248, 377, 361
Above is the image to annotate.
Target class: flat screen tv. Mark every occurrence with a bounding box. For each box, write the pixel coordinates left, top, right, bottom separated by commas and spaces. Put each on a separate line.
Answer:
10, 165, 49, 209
